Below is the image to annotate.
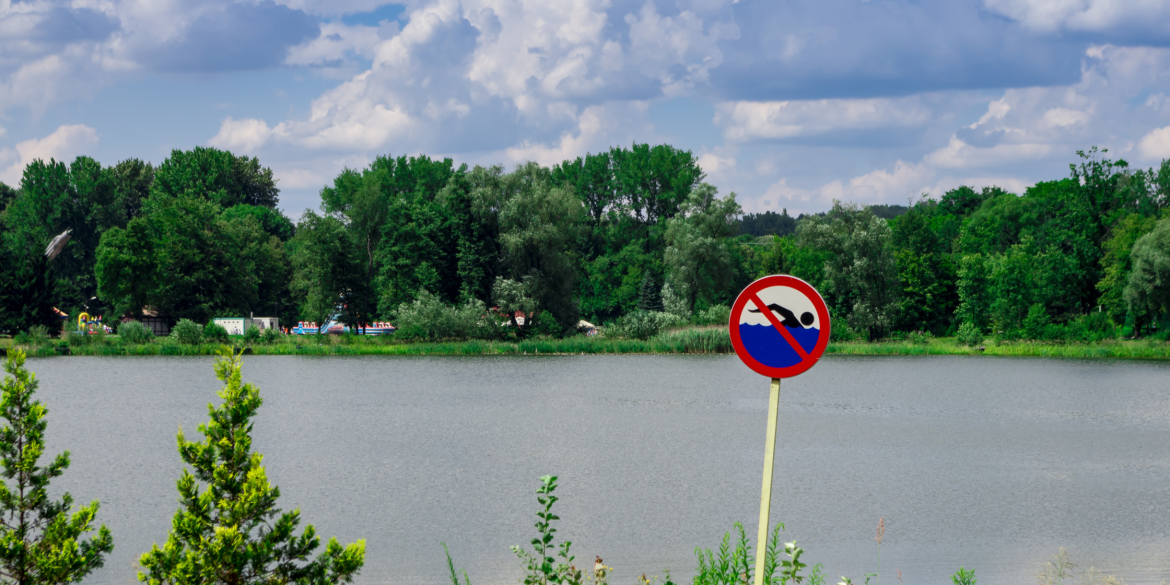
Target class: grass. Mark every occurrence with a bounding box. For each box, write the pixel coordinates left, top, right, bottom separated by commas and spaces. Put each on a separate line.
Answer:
4, 327, 1168, 359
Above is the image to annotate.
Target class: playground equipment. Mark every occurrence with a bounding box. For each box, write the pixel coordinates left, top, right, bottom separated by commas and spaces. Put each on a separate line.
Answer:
76, 312, 109, 334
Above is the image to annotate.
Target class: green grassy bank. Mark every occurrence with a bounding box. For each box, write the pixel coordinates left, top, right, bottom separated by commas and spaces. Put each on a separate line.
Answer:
4, 327, 1169, 359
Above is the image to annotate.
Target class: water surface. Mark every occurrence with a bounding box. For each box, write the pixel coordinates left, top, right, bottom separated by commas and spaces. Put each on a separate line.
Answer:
24, 355, 1170, 584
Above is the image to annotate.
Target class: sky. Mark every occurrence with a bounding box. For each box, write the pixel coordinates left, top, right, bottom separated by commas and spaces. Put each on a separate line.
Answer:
2, 0, 1170, 218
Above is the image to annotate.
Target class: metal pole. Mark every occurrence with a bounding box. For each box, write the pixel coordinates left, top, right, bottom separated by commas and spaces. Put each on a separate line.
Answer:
753, 378, 781, 585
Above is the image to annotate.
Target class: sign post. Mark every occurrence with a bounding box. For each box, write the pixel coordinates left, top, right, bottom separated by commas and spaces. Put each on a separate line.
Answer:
728, 275, 831, 585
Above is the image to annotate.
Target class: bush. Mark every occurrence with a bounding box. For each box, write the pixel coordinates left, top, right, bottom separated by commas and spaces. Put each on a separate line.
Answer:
957, 322, 983, 347
695, 304, 731, 326
172, 319, 203, 345
66, 331, 90, 347
525, 310, 564, 338
118, 321, 155, 344
203, 323, 230, 344
906, 330, 933, 345
14, 325, 50, 347
605, 310, 682, 340
260, 327, 283, 344
243, 325, 262, 344
830, 320, 859, 342
395, 290, 495, 341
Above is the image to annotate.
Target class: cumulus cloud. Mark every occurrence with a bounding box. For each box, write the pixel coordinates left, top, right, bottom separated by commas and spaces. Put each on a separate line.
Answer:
983, 0, 1170, 41
0, 124, 99, 185
716, 97, 932, 143
1138, 125, 1170, 159
209, 117, 275, 153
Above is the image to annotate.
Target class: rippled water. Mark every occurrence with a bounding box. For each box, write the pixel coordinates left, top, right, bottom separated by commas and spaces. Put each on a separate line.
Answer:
22, 354, 1170, 584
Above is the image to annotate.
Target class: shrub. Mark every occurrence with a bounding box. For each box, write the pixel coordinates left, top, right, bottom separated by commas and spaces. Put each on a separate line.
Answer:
118, 320, 155, 344
66, 331, 90, 347
605, 310, 682, 340
203, 322, 230, 344
526, 310, 564, 338
243, 324, 263, 344
906, 330, 933, 345
1022, 303, 1050, 340
695, 304, 731, 326
172, 319, 203, 345
14, 324, 50, 347
396, 290, 494, 341
957, 322, 983, 347
260, 327, 283, 344
830, 321, 859, 342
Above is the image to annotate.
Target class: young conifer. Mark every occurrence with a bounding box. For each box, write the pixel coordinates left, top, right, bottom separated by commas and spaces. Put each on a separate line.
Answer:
0, 349, 113, 585
138, 348, 365, 585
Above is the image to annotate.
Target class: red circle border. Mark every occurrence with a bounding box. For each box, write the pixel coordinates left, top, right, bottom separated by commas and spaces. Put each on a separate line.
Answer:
728, 275, 832, 379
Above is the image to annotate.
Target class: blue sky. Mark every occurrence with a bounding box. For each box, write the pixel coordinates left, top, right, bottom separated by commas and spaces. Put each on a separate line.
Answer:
3, 0, 1170, 217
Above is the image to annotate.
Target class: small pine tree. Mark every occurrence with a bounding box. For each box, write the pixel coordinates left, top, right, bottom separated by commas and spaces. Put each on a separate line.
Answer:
139, 348, 365, 585
0, 349, 113, 585
637, 272, 663, 312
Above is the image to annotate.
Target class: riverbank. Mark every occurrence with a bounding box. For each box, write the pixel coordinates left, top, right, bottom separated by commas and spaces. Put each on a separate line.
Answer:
4, 328, 1168, 359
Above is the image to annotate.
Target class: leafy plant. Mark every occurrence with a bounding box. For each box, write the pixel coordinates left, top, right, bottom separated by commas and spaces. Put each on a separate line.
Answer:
957, 322, 983, 347
1035, 548, 1074, 585
117, 321, 154, 344
14, 325, 50, 347
605, 311, 681, 340
202, 322, 229, 344
170, 318, 203, 345
442, 543, 471, 585
0, 349, 114, 584
693, 522, 784, 585
138, 348, 366, 585
243, 324, 263, 344
695, 304, 731, 326
260, 327, 283, 344
951, 567, 975, 585
511, 475, 584, 585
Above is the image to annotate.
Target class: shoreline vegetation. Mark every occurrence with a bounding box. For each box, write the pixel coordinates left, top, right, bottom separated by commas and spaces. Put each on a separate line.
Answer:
4, 327, 1168, 359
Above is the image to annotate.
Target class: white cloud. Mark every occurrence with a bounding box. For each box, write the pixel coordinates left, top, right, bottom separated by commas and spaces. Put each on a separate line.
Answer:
923, 136, 1053, 169
982, 0, 1170, 34
716, 96, 931, 142
1138, 125, 1170, 160
209, 117, 275, 153
697, 151, 736, 175
0, 124, 99, 185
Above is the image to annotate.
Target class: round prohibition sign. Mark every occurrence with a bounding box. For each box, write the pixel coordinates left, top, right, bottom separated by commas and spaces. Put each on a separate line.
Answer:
729, 275, 832, 379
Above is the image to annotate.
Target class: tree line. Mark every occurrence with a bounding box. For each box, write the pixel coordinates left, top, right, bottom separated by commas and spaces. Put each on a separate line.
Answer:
1, 144, 1168, 341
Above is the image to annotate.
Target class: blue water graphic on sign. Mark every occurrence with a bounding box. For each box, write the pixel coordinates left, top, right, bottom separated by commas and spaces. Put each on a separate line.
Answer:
738, 324, 820, 368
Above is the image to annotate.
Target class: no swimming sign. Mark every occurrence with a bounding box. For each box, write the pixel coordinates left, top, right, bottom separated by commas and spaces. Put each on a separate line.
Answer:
728, 274, 833, 585
729, 275, 831, 379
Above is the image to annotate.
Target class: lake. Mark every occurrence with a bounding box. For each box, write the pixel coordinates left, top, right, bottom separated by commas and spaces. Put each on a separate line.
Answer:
22, 354, 1170, 584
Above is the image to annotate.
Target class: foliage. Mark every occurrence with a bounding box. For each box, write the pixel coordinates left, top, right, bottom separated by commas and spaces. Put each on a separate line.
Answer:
664, 184, 741, 313
511, 475, 584, 585
13, 325, 51, 347
0, 349, 114, 584
1124, 217, 1170, 336
798, 203, 899, 340
260, 328, 283, 345
604, 311, 681, 340
695, 304, 731, 326
138, 349, 365, 585
171, 319, 203, 345
957, 322, 983, 347
117, 320, 154, 345
395, 290, 494, 341
692, 522, 785, 585
951, 567, 975, 585
242, 324, 262, 344
202, 323, 229, 344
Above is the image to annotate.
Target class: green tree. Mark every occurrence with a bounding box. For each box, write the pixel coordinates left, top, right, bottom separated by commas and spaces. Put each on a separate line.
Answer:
0, 349, 113, 585
497, 163, 585, 331
1124, 218, 1170, 336
139, 349, 365, 585
0, 254, 57, 335
797, 202, 899, 340
289, 212, 361, 329
663, 184, 741, 313
955, 254, 991, 332
111, 159, 155, 222
1098, 213, 1158, 324
151, 147, 279, 209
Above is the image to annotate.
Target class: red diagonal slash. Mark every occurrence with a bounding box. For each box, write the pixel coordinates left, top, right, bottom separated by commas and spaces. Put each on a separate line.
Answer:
747, 291, 809, 360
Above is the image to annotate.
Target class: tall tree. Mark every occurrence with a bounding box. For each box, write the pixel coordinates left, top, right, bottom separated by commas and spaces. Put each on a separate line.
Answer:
663, 184, 741, 313
139, 349, 364, 585
797, 202, 899, 340
151, 147, 279, 209
0, 349, 113, 585
1124, 218, 1170, 336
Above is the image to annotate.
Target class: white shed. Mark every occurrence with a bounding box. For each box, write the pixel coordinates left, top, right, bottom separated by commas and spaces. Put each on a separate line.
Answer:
252, 317, 279, 331
213, 317, 252, 336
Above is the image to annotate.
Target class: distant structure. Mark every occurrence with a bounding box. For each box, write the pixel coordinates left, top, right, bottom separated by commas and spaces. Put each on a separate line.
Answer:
44, 229, 72, 261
